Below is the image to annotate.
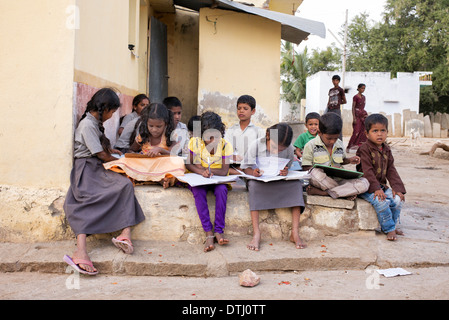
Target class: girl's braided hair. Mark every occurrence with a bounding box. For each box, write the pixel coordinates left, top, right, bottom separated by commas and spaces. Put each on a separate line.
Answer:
80, 87, 121, 152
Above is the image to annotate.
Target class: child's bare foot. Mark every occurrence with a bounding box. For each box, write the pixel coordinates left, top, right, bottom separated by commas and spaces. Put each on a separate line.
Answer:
387, 230, 397, 241
204, 234, 215, 252
215, 233, 229, 245
247, 234, 260, 251
290, 233, 307, 249
159, 176, 175, 189
306, 185, 328, 196
395, 228, 404, 236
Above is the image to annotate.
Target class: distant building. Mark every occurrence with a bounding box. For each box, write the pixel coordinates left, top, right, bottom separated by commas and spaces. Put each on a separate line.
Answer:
305, 71, 432, 136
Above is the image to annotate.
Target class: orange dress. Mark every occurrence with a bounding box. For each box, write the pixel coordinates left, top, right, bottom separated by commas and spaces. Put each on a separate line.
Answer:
104, 134, 185, 182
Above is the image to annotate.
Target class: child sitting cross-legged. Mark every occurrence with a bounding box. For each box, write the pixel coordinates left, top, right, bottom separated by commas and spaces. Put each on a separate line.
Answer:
301, 112, 369, 200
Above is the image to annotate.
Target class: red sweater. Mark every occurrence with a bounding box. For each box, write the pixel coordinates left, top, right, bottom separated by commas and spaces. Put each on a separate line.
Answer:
356, 140, 406, 194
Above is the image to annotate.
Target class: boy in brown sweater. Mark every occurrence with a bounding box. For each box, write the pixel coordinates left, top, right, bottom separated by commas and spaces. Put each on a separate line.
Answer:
356, 114, 406, 241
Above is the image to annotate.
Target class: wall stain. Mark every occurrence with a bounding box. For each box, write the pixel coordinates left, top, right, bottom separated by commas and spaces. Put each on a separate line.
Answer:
198, 91, 272, 129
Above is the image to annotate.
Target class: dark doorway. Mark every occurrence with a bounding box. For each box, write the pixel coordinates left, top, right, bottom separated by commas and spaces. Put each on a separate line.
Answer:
148, 17, 168, 103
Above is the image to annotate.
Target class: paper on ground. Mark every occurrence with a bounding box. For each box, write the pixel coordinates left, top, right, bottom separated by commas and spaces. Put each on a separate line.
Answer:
376, 268, 412, 278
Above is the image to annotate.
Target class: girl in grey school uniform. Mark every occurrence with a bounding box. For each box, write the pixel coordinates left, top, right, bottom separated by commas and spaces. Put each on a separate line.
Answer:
63, 88, 145, 275
240, 123, 306, 251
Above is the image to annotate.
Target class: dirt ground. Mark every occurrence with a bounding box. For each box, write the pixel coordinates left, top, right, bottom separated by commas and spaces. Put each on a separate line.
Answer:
1, 136, 448, 302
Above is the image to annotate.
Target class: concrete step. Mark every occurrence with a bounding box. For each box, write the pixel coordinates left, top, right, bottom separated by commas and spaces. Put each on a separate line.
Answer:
2, 232, 448, 277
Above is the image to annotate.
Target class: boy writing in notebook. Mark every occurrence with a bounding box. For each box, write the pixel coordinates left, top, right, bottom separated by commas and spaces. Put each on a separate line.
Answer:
301, 112, 369, 200
356, 114, 406, 241
224, 95, 264, 173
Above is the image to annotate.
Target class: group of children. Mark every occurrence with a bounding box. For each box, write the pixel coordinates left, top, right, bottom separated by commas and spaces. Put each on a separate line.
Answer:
63, 86, 406, 276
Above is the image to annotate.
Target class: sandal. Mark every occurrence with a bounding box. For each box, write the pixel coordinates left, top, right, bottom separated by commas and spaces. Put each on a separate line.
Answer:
63, 255, 98, 275
112, 237, 134, 254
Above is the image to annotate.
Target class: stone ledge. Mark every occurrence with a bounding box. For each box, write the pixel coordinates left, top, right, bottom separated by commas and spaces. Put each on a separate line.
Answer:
0, 184, 379, 243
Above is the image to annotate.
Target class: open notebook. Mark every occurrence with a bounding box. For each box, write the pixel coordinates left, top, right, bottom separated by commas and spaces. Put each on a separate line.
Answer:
312, 164, 364, 179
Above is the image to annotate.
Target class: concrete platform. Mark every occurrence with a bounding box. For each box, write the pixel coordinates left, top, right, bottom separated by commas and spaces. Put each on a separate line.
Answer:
1, 230, 448, 277
4, 182, 447, 278
0, 183, 380, 243
130, 183, 381, 243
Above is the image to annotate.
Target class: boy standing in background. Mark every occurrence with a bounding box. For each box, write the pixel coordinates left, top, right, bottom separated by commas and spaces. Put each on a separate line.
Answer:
326, 75, 346, 141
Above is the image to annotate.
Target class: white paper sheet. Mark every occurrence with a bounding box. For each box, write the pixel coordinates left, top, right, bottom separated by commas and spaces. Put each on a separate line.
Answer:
376, 268, 412, 278
177, 173, 239, 187
257, 156, 290, 177
111, 153, 124, 159
239, 169, 311, 183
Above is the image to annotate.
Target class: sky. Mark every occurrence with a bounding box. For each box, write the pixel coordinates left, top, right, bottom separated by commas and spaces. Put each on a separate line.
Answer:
295, 0, 388, 52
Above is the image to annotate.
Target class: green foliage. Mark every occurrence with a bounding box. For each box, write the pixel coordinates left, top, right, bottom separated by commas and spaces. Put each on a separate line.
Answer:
280, 41, 341, 106
280, 41, 308, 104
308, 46, 341, 75
344, 0, 449, 114
280, 0, 449, 114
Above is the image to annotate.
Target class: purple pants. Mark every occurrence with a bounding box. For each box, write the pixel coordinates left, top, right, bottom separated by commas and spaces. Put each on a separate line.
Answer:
188, 184, 228, 234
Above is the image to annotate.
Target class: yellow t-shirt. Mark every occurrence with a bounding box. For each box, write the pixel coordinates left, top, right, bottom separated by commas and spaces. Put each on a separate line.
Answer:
188, 137, 233, 169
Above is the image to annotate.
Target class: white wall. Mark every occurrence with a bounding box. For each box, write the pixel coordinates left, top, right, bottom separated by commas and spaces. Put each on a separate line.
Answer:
305, 71, 421, 117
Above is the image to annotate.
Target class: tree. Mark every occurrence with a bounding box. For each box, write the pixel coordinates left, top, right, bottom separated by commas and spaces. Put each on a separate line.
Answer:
308, 46, 341, 75
344, 0, 449, 114
280, 41, 309, 105
280, 42, 341, 105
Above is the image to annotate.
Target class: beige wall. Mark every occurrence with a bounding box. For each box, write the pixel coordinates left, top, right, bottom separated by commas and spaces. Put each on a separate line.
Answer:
248, 0, 303, 14
0, 0, 76, 188
74, 0, 150, 147
268, 0, 303, 14
74, 0, 149, 96
198, 8, 281, 128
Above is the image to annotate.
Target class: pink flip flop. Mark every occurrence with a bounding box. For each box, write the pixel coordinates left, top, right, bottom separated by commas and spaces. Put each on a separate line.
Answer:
63, 255, 98, 275
112, 237, 134, 254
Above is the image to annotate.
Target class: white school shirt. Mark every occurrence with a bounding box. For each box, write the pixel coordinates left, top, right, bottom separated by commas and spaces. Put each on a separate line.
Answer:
224, 122, 265, 164
171, 122, 189, 156
115, 116, 140, 150
120, 111, 139, 129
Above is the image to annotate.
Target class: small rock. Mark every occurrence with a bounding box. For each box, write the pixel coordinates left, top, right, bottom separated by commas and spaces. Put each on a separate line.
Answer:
239, 269, 260, 287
